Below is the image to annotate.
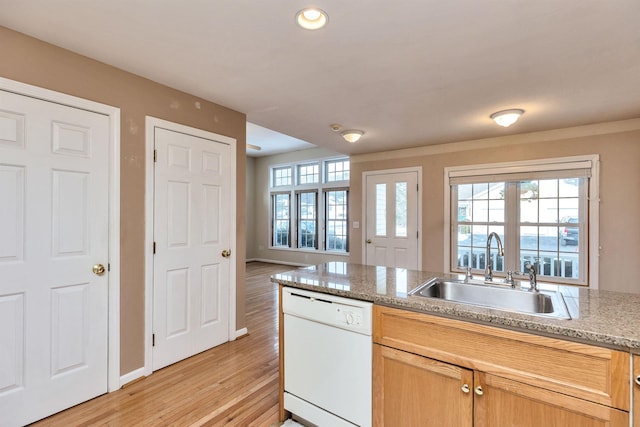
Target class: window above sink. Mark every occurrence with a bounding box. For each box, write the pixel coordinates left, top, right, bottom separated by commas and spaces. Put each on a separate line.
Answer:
445, 155, 599, 288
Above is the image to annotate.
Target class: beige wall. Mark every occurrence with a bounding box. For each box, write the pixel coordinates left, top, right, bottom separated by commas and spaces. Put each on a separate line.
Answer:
349, 125, 640, 294
251, 147, 351, 266
1, 26, 247, 375
246, 156, 257, 260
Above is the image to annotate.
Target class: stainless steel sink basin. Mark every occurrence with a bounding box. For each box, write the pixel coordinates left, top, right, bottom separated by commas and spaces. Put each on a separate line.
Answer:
410, 278, 570, 319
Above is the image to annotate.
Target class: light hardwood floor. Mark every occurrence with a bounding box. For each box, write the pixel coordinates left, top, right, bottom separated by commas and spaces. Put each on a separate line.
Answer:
31, 262, 295, 427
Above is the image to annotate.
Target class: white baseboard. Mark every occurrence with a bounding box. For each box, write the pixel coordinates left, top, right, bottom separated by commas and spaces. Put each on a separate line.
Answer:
248, 258, 310, 267
119, 366, 147, 389
235, 327, 248, 339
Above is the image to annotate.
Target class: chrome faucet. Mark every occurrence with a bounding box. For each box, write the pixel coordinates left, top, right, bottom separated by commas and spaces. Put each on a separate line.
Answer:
484, 232, 504, 281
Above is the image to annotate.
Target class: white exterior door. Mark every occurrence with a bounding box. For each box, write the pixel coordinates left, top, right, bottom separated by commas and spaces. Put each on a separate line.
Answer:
364, 169, 420, 270
152, 126, 232, 371
0, 91, 110, 426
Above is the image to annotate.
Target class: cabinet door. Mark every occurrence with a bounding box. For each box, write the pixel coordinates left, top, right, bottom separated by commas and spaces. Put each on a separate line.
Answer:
474, 372, 629, 427
634, 355, 639, 427
374, 305, 629, 410
373, 344, 473, 427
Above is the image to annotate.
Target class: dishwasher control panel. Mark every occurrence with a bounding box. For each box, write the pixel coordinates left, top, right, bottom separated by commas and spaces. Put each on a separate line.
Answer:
337, 307, 362, 326
282, 287, 373, 335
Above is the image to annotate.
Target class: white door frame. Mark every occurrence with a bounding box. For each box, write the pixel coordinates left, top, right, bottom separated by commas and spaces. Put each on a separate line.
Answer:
362, 167, 422, 270
143, 116, 237, 376
0, 77, 121, 392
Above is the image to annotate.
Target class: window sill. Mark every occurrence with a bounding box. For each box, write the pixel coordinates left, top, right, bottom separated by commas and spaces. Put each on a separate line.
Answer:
449, 270, 587, 287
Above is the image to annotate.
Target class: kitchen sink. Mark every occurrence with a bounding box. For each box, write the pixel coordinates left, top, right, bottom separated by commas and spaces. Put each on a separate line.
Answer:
410, 278, 571, 319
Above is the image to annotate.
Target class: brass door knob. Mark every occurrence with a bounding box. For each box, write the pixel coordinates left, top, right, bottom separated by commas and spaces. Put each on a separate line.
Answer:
474, 386, 484, 396
366, 239, 372, 244
221, 250, 231, 258
92, 264, 106, 276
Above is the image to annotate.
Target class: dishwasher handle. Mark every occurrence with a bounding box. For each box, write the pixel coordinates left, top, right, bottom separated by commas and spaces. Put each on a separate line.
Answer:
290, 291, 334, 304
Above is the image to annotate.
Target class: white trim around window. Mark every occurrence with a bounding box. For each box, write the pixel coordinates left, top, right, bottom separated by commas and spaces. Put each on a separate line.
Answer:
444, 155, 599, 288
269, 156, 350, 254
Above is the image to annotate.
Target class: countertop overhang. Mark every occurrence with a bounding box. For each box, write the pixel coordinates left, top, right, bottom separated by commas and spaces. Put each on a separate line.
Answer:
271, 262, 640, 352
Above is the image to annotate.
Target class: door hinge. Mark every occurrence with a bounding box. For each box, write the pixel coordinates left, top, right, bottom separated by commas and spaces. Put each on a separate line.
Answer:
417, 183, 419, 191
153, 149, 157, 163
107, 263, 111, 272
417, 231, 419, 239
152, 334, 155, 347
153, 241, 156, 254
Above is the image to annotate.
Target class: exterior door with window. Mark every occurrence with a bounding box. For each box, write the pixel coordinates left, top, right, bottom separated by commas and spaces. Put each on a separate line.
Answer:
364, 169, 420, 270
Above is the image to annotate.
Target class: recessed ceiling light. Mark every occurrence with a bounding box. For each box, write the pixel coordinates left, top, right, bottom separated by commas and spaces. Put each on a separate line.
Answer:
296, 8, 328, 30
490, 109, 525, 127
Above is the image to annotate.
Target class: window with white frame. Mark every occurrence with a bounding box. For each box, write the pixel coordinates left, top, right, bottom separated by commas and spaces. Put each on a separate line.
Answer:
297, 163, 319, 185
270, 157, 349, 253
446, 156, 598, 286
273, 166, 292, 187
297, 191, 318, 249
272, 193, 290, 247
325, 189, 349, 251
325, 159, 350, 182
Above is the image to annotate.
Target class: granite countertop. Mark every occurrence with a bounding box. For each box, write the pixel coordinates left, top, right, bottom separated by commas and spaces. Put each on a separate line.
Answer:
271, 262, 640, 352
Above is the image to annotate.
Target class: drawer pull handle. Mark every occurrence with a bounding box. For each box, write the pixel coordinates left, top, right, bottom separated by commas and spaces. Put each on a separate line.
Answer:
636, 375, 640, 386
461, 384, 470, 394
475, 386, 484, 396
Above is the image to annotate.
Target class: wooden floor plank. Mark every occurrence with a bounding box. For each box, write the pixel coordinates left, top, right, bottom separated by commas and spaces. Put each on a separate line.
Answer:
30, 262, 295, 427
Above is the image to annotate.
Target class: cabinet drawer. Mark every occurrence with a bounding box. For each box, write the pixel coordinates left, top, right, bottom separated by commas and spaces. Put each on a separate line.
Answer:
373, 305, 630, 410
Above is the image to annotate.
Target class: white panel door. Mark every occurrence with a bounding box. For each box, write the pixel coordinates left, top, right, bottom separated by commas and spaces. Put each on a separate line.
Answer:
0, 90, 110, 426
153, 127, 231, 370
365, 170, 420, 269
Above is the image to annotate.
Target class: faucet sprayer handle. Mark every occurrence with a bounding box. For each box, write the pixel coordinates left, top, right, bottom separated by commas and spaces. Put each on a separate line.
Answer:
523, 261, 539, 292
523, 261, 536, 273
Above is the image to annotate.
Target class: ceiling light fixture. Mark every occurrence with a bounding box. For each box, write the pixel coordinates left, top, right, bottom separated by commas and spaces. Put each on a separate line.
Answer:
296, 8, 328, 30
490, 109, 525, 127
341, 129, 364, 143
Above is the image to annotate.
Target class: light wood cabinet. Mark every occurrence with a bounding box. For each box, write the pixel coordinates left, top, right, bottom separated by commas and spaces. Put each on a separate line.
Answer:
373, 305, 630, 426
634, 355, 640, 427
474, 371, 627, 427
373, 344, 473, 426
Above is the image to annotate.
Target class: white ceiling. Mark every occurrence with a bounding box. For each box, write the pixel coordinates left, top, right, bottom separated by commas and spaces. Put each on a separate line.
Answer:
246, 122, 316, 157
2, 1, 639, 156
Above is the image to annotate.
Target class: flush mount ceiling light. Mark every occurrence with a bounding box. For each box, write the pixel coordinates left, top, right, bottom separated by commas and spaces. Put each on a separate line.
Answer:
296, 8, 328, 30
490, 109, 525, 127
341, 129, 364, 143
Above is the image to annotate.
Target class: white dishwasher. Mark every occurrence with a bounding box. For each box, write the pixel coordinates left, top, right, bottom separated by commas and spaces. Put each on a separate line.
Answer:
283, 287, 372, 427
